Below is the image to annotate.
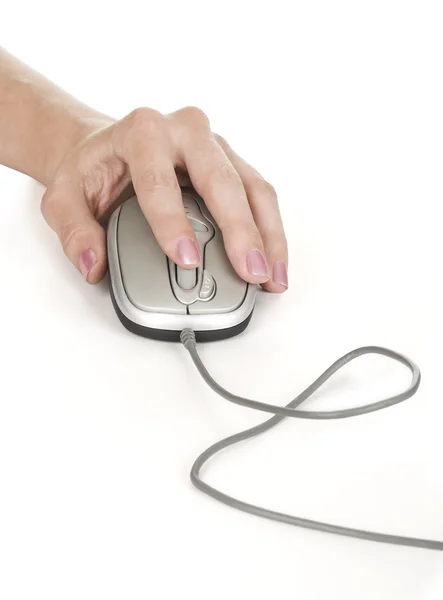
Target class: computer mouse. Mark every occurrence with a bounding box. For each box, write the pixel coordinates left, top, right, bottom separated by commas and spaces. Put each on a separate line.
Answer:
107, 187, 257, 342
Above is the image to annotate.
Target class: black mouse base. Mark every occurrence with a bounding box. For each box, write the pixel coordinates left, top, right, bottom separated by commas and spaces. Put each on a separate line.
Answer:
110, 284, 253, 343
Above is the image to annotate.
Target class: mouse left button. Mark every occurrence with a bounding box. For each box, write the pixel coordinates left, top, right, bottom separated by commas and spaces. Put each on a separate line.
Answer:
117, 199, 186, 314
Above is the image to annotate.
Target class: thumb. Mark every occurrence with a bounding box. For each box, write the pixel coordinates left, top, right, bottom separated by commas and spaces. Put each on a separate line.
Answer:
41, 185, 107, 284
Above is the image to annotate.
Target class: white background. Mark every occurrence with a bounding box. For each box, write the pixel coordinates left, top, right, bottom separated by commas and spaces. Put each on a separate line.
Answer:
1, 1, 443, 598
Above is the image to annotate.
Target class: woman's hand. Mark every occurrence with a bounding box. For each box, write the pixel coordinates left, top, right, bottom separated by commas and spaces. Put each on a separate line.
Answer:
41, 107, 288, 293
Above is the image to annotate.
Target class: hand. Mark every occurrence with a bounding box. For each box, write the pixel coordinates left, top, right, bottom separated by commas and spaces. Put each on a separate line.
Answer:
41, 107, 288, 292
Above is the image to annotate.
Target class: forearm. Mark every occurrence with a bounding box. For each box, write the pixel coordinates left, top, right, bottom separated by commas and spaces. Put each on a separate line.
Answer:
0, 48, 112, 185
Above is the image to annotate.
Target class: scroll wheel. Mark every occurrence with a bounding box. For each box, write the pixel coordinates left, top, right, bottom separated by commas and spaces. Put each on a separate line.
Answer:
176, 266, 197, 290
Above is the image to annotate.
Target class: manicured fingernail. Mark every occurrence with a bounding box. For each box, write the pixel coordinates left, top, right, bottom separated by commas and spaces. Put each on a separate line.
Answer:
79, 249, 97, 279
247, 249, 268, 278
177, 237, 200, 265
273, 260, 288, 288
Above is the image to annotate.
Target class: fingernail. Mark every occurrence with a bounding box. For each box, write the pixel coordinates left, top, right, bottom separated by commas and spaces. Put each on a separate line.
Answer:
247, 249, 268, 278
273, 260, 288, 288
177, 237, 200, 265
79, 249, 97, 279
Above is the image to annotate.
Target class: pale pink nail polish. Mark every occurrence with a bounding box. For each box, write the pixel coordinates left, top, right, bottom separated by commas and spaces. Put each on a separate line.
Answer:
246, 249, 268, 278
273, 260, 288, 288
177, 237, 200, 265
79, 249, 97, 279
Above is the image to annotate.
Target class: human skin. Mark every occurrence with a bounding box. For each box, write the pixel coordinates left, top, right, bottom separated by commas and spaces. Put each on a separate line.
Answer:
0, 48, 288, 292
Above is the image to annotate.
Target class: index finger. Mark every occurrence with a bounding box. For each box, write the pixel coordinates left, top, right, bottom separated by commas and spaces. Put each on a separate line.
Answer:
114, 109, 201, 268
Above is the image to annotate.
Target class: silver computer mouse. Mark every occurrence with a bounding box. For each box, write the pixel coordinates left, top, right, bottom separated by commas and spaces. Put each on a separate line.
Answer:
107, 187, 257, 341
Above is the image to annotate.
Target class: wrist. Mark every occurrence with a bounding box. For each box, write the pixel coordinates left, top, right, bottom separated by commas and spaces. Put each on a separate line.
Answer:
0, 48, 115, 187
41, 111, 114, 186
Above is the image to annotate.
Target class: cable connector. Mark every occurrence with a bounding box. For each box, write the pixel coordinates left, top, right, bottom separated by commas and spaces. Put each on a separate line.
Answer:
180, 328, 196, 349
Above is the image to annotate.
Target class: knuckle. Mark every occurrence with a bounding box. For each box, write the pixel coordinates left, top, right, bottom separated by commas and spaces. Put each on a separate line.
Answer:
124, 107, 164, 133
178, 105, 210, 126
213, 132, 227, 148
40, 190, 54, 218
215, 163, 241, 185
40, 188, 66, 226
138, 168, 178, 193
59, 222, 86, 254
208, 164, 244, 191
251, 175, 278, 202
203, 164, 244, 202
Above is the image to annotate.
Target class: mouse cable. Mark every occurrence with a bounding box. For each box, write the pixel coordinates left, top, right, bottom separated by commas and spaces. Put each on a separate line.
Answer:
180, 329, 443, 552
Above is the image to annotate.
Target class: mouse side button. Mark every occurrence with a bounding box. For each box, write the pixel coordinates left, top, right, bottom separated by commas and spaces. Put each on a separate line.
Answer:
199, 270, 216, 300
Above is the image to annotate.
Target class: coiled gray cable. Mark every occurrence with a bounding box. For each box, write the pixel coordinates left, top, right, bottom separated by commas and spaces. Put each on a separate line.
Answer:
180, 328, 443, 552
